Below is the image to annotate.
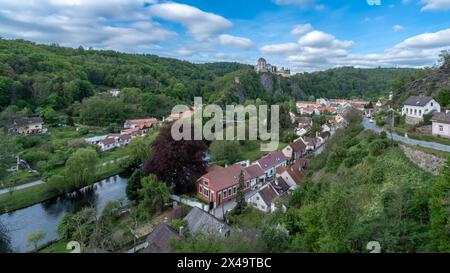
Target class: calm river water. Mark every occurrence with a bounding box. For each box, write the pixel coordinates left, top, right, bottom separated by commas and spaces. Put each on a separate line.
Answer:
0, 175, 129, 253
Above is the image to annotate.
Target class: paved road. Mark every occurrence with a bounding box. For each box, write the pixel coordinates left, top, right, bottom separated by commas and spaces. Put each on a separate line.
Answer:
0, 180, 45, 195
362, 117, 450, 152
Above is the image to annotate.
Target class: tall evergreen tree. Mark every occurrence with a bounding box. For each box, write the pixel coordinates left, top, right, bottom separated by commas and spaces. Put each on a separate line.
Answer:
235, 170, 247, 214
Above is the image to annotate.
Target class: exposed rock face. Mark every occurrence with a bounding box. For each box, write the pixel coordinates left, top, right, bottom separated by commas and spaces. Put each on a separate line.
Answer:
404, 61, 450, 97
259, 72, 274, 93
399, 144, 446, 175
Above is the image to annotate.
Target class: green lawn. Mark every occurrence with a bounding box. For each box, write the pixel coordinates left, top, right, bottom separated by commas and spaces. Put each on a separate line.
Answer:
0, 170, 40, 190
408, 133, 450, 146
38, 240, 71, 253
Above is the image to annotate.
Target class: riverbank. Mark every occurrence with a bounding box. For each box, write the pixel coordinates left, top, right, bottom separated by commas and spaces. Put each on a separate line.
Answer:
0, 163, 126, 214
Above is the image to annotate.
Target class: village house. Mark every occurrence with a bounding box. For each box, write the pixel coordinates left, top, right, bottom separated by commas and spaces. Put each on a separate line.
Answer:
254, 151, 288, 181
316, 131, 331, 146
431, 111, 450, 139
141, 224, 181, 253
184, 207, 230, 237
85, 135, 108, 145
98, 134, 132, 151
282, 138, 307, 162
8, 117, 45, 135
124, 118, 158, 133
165, 110, 194, 122
196, 164, 252, 208
244, 164, 266, 190
247, 183, 283, 213
302, 137, 317, 151
275, 159, 307, 190
402, 96, 441, 125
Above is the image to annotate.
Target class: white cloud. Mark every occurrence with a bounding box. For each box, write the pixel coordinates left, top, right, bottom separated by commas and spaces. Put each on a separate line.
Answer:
0, 0, 175, 52
298, 30, 354, 49
260, 43, 301, 55
148, 2, 232, 40
290, 24, 313, 36
420, 0, 450, 11
395, 28, 450, 48
216, 34, 253, 49
393, 25, 404, 32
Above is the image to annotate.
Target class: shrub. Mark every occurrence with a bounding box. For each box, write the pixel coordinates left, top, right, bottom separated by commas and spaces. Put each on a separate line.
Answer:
369, 139, 390, 156
370, 163, 385, 184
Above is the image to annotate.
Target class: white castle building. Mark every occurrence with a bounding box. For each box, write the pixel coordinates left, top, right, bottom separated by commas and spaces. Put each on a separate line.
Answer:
255, 57, 291, 77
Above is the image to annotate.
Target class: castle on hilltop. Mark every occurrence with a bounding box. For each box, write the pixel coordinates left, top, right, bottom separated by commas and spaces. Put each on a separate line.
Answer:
254, 57, 291, 77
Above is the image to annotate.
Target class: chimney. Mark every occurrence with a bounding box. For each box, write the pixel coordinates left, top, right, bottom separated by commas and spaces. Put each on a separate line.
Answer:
179, 226, 184, 238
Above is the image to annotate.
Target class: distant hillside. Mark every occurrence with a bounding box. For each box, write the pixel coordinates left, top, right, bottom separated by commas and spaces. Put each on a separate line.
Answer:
393, 57, 450, 108
291, 67, 418, 101
0, 38, 429, 119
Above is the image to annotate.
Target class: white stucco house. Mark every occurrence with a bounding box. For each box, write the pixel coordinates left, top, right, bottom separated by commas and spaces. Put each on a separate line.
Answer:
402, 96, 441, 124
431, 111, 450, 139
247, 184, 282, 213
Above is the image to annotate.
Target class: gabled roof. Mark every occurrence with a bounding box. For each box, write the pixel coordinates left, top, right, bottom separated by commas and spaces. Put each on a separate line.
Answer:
258, 184, 279, 206
184, 207, 230, 237
245, 164, 265, 178
11, 117, 43, 127
273, 177, 291, 193
432, 112, 450, 124
403, 96, 434, 107
142, 224, 180, 253
200, 164, 251, 191
290, 138, 306, 154
256, 151, 287, 171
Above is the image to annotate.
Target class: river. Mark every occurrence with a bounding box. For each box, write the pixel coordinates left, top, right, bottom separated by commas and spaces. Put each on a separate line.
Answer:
0, 175, 129, 253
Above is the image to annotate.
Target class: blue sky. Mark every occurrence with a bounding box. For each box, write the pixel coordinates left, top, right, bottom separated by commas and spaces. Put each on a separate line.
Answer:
0, 0, 450, 72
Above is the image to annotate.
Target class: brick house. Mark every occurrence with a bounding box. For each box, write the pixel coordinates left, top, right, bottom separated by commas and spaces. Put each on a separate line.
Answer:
196, 165, 252, 208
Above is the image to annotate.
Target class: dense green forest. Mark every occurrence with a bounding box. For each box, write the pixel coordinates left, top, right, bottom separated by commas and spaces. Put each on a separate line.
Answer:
0, 38, 421, 128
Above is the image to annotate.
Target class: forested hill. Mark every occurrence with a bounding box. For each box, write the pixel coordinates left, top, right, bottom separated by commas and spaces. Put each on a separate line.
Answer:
290, 66, 417, 100
0, 38, 423, 124
391, 54, 450, 108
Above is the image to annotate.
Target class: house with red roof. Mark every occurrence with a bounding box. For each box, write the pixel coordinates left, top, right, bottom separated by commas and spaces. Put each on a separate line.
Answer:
282, 138, 307, 162
196, 165, 252, 208
124, 118, 158, 134
253, 151, 288, 181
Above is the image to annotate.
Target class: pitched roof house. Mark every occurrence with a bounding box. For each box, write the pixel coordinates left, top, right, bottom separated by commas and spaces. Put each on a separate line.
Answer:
184, 207, 230, 237
276, 160, 306, 189
254, 151, 288, 178
247, 184, 282, 213
8, 117, 44, 135
282, 138, 307, 161
141, 224, 180, 253
197, 164, 252, 207
431, 111, 450, 139
124, 118, 158, 130
402, 96, 441, 124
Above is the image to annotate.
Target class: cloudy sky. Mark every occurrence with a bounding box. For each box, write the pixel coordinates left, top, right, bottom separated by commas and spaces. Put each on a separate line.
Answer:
1, 0, 450, 72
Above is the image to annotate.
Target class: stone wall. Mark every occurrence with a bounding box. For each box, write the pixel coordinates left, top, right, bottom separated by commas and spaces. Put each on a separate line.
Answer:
399, 144, 446, 175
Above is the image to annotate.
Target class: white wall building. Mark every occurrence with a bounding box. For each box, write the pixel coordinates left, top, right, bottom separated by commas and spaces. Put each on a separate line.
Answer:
402, 96, 441, 124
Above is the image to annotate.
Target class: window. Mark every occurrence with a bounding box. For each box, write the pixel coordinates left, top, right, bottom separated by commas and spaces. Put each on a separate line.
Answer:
414, 109, 417, 115
233, 186, 237, 194
439, 125, 444, 132
199, 186, 203, 194
246, 182, 250, 188
204, 188, 209, 196
228, 189, 232, 196
419, 110, 422, 116
203, 180, 208, 186
431, 102, 434, 107
223, 190, 227, 198
256, 196, 260, 201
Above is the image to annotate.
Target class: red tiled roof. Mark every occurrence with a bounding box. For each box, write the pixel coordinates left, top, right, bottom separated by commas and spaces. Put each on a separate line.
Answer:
200, 164, 251, 192
257, 151, 287, 171
245, 164, 265, 178
258, 185, 279, 206
290, 138, 306, 154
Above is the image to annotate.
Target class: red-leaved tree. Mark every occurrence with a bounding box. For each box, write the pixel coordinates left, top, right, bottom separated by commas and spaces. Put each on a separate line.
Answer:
143, 123, 208, 194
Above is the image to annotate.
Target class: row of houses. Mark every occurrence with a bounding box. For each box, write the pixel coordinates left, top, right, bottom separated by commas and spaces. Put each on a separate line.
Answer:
196, 133, 326, 213
85, 118, 158, 151
296, 98, 367, 116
